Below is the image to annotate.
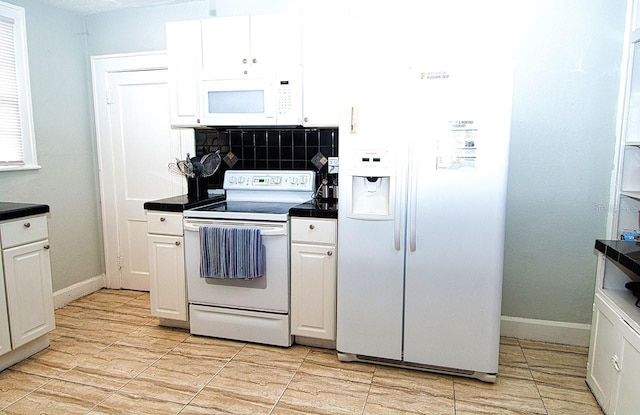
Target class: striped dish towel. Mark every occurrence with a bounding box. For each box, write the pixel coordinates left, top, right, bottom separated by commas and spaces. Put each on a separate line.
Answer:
199, 226, 263, 279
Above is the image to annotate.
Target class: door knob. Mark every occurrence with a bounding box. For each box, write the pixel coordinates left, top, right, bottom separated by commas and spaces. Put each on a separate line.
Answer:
175, 241, 181, 246
309, 224, 315, 230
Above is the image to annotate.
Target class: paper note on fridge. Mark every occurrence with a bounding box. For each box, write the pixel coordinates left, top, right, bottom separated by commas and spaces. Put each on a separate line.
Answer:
436, 120, 478, 170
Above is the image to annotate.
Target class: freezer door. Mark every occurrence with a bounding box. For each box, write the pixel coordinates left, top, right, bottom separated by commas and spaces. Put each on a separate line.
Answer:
402, 62, 512, 374
336, 170, 407, 361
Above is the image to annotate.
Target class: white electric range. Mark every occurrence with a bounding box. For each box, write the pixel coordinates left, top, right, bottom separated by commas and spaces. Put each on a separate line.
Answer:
183, 170, 315, 347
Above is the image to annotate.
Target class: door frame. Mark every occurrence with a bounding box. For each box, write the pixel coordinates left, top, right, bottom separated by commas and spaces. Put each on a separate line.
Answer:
91, 51, 168, 289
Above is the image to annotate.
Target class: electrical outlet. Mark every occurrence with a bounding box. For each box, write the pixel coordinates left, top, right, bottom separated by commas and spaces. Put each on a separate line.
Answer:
328, 157, 339, 174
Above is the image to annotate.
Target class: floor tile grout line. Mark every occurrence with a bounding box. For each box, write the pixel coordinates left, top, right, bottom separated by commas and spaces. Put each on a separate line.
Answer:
176, 339, 248, 414
266, 345, 311, 414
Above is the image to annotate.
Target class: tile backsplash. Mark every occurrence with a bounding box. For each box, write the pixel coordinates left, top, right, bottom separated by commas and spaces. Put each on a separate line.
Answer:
194, 127, 339, 189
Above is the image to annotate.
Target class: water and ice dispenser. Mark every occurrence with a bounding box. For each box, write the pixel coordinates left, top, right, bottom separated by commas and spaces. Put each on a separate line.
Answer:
346, 150, 394, 220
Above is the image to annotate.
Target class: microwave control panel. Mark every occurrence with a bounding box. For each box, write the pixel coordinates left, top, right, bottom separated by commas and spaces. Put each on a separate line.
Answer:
277, 80, 292, 116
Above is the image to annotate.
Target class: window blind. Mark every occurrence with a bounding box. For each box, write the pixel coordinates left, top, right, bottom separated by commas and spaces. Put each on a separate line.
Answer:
0, 14, 24, 166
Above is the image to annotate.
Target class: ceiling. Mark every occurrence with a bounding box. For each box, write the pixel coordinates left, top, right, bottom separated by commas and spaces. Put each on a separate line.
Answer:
36, 0, 197, 14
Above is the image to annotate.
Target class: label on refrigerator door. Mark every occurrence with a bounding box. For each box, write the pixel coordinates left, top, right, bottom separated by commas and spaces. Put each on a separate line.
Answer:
436, 120, 477, 170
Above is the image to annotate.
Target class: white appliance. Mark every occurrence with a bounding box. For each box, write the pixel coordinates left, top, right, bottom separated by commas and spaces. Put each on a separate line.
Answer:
336, 61, 513, 382
183, 170, 314, 347
200, 76, 302, 126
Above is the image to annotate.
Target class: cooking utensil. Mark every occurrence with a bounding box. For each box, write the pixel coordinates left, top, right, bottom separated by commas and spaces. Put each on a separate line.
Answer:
199, 151, 222, 177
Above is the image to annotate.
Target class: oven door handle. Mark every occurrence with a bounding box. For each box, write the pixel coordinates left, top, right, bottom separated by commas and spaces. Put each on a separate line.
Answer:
184, 222, 287, 236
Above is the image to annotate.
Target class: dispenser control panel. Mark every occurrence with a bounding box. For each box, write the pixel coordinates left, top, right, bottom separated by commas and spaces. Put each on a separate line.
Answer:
350, 150, 393, 174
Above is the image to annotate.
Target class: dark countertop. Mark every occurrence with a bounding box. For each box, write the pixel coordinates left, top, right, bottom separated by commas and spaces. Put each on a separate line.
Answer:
595, 239, 640, 278
289, 199, 338, 219
0, 202, 50, 221
143, 194, 225, 212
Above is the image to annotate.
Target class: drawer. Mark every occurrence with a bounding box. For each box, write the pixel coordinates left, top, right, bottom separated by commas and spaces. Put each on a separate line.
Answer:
147, 212, 183, 236
291, 218, 336, 244
0, 215, 48, 249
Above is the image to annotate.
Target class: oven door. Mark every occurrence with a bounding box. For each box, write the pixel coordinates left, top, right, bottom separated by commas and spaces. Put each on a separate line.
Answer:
184, 219, 289, 313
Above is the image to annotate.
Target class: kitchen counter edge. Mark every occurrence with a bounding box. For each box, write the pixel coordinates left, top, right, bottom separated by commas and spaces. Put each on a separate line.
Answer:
0, 202, 50, 221
595, 239, 640, 278
144, 195, 225, 212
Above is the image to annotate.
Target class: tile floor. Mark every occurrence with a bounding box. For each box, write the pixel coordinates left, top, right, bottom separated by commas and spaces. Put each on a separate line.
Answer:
0, 289, 603, 414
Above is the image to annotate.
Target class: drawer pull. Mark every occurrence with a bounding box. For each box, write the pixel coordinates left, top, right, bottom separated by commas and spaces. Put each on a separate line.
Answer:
309, 224, 315, 230
160, 217, 166, 222
44, 244, 50, 250
175, 241, 181, 246
327, 251, 333, 256
23, 222, 31, 228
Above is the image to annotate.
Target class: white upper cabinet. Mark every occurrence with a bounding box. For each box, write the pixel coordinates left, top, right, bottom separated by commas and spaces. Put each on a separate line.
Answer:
201, 12, 301, 81
201, 16, 251, 80
300, 5, 342, 127
167, 20, 202, 126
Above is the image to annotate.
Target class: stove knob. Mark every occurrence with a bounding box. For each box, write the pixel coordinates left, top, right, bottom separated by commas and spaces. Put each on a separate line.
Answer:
301, 176, 309, 184
229, 176, 237, 183
273, 176, 282, 184
238, 177, 245, 184
291, 177, 298, 184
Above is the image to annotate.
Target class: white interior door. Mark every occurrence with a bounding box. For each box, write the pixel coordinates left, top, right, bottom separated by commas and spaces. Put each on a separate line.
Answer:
92, 53, 190, 290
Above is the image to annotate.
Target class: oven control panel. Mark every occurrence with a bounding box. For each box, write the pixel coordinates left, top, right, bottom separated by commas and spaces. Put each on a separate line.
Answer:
223, 170, 315, 192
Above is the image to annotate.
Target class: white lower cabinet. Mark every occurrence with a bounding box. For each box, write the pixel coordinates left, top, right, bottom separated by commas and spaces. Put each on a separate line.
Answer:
587, 256, 640, 414
0, 214, 55, 367
290, 218, 337, 341
147, 211, 187, 322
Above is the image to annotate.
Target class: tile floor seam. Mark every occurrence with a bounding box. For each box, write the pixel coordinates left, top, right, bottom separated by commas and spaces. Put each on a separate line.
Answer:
175, 340, 248, 414
358, 365, 376, 415
266, 347, 309, 414
0, 376, 55, 412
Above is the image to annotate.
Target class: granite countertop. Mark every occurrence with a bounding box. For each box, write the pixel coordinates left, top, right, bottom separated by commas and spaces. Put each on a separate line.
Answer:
595, 239, 640, 278
289, 198, 338, 219
143, 194, 225, 212
0, 202, 50, 221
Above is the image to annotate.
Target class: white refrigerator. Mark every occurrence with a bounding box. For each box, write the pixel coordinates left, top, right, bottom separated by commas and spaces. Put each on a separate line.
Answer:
336, 60, 513, 383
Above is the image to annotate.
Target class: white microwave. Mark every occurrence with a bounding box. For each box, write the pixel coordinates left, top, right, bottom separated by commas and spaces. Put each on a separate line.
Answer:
199, 77, 302, 126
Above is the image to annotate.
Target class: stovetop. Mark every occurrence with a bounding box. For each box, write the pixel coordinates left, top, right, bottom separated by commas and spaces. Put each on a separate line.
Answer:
184, 170, 316, 221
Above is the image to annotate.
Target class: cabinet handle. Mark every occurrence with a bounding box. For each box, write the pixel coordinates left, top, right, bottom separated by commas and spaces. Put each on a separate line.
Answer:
242, 58, 248, 64
44, 244, 50, 250
309, 224, 315, 230
612, 355, 621, 372
23, 222, 31, 228
327, 251, 333, 256
304, 117, 309, 123
175, 241, 181, 246
252, 58, 257, 64
160, 217, 166, 222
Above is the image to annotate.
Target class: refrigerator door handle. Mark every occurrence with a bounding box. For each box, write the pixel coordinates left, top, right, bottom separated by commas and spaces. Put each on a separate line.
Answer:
394, 161, 402, 251
408, 143, 418, 252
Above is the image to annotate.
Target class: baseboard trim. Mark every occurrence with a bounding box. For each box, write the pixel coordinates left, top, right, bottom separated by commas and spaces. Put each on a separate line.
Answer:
501, 315, 591, 347
53, 274, 107, 309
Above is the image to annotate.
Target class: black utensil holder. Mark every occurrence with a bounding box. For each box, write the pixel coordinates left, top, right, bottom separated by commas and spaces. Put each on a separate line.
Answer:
187, 176, 209, 199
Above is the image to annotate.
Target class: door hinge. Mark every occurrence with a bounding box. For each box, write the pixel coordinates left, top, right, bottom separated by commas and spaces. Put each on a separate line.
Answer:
117, 255, 123, 270
106, 91, 113, 105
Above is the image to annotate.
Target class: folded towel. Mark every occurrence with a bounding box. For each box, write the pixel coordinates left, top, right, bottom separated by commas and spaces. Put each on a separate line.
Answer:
199, 226, 263, 279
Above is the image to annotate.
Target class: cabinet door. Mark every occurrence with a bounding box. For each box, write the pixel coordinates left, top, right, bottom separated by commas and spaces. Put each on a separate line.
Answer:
0, 258, 11, 356
250, 12, 301, 79
201, 16, 251, 80
290, 243, 336, 340
587, 295, 621, 412
301, 5, 342, 126
3, 240, 54, 349
612, 323, 640, 415
149, 234, 187, 321
167, 20, 202, 126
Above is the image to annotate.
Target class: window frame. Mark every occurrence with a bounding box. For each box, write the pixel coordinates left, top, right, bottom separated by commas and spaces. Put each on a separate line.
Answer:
0, 0, 38, 171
